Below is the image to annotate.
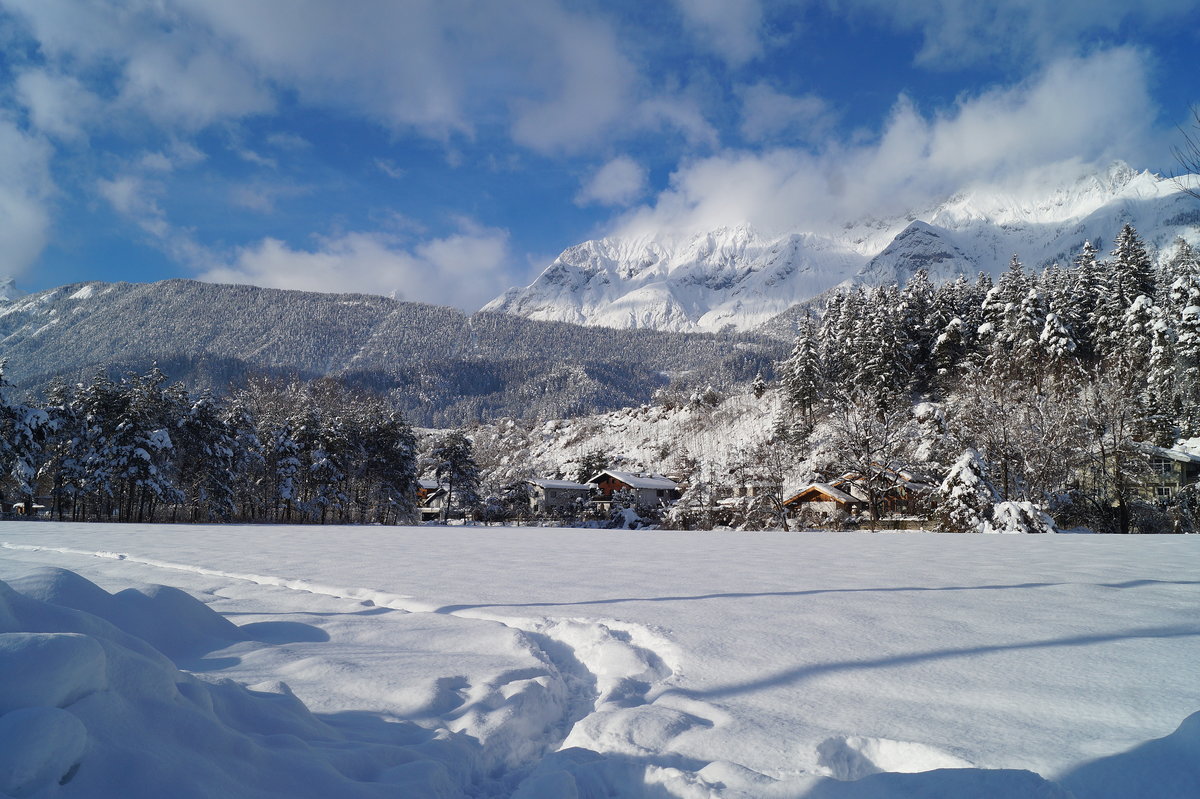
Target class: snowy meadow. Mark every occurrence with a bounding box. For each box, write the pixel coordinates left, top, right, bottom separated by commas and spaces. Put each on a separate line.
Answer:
1, 522, 1198, 798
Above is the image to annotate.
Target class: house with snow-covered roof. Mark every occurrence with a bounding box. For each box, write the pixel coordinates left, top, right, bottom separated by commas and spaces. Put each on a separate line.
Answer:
526, 478, 593, 514
416, 479, 448, 521
586, 470, 681, 507
833, 462, 940, 518
1136, 442, 1200, 502
782, 483, 865, 516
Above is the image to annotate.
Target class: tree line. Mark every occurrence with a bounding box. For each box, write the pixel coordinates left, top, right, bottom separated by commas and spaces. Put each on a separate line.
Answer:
0, 370, 420, 525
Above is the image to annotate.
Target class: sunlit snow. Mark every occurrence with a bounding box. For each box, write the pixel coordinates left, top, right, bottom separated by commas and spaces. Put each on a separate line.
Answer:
1, 523, 1197, 797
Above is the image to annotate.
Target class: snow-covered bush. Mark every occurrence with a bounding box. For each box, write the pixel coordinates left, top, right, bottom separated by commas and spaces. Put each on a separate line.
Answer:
985, 501, 1059, 534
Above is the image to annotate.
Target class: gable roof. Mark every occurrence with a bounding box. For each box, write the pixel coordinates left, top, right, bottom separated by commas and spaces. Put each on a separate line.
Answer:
1138, 442, 1200, 464
528, 478, 591, 490
588, 470, 679, 490
783, 482, 863, 507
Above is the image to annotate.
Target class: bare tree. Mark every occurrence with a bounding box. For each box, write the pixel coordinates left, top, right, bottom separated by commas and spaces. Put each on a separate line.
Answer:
1172, 105, 1200, 200
819, 388, 915, 529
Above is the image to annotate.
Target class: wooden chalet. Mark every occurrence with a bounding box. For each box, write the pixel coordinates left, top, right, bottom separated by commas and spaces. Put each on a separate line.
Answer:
587, 470, 681, 507
782, 483, 865, 516
834, 463, 940, 517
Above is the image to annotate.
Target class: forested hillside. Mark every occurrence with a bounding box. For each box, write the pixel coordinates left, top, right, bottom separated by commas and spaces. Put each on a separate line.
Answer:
0, 279, 783, 426
773, 228, 1200, 533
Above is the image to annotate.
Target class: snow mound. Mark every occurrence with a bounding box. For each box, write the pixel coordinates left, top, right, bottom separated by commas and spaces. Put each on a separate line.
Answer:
0, 572, 474, 798
0, 706, 87, 796
816, 735, 974, 780
9, 567, 246, 659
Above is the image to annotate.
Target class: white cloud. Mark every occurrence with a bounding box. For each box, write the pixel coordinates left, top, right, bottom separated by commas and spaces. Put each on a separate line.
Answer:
4, 0, 272, 131
229, 182, 311, 214
635, 97, 720, 149
199, 224, 513, 309
137, 141, 207, 173
674, 0, 764, 66
576, 156, 648, 207
235, 148, 277, 169
738, 83, 834, 143
616, 48, 1161, 239
97, 175, 168, 238
838, 0, 1197, 67
3, 1, 708, 154
265, 132, 310, 151
0, 118, 54, 279
506, 6, 637, 152
375, 159, 405, 180
14, 69, 101, 142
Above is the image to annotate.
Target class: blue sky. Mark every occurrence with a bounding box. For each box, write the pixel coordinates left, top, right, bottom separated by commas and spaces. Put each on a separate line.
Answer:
1, 0, 1197, 309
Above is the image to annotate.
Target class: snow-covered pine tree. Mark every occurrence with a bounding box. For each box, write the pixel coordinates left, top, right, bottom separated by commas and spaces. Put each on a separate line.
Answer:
1144, 307, 1177, 447
1072, 240, 1104, 358
936, 448, 998, 533
1038, 303, 1080, 385
1118, 294, 1156, 380
355, 407, 419, 525
1110, 223, 1156, 309
856, 285, 916, 400
172, 393, 242, 522
1177, 303, 1200, 436
903, 269, 937, 389
977, 276, 1012, 372
751, 371, 767, 399
106, 368, 180, 523
39, 378, 82, 520
1007, 288, 1048, 385
306, 411, 349, 524
781, 313, 822, 434
930, 316, 967, 396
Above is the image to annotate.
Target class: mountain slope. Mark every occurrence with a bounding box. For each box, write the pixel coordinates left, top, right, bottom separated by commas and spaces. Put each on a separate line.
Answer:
486, 163, 1200, 333
0, 279, 784, 426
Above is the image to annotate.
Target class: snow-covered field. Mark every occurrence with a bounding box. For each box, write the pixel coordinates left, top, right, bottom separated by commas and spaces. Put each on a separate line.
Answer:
1, 523, 1198, 798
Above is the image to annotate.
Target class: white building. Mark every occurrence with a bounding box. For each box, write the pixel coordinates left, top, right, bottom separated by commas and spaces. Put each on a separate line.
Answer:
527, 478, 592, 514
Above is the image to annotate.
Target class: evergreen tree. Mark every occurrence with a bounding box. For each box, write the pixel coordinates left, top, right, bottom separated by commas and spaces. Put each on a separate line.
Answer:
1038, 304, 1080, 384
1118, 295, 1156, 379
1110, 223, 1155, 308
930, 316, 968, 396
1007, 288, 1048, 383
575, 449, 609, 485
751, 371, 767, 399
173, 393, 242, 522
1144, 308, 1177, 446
781, 313, 822, 431
936, 449, 997, 533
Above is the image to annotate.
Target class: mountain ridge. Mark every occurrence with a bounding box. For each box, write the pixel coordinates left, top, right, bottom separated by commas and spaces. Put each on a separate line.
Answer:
485, 163, 1200, 333
0, 278, 784, 426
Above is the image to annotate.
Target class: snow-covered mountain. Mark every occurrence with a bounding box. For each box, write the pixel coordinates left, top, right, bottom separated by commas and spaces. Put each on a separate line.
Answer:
486, 163, 1200, 332
0, 278, 783, 425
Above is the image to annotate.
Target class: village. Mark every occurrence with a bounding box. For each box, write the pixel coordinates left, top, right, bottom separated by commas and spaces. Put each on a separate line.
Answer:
413, 440, 1200, 531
